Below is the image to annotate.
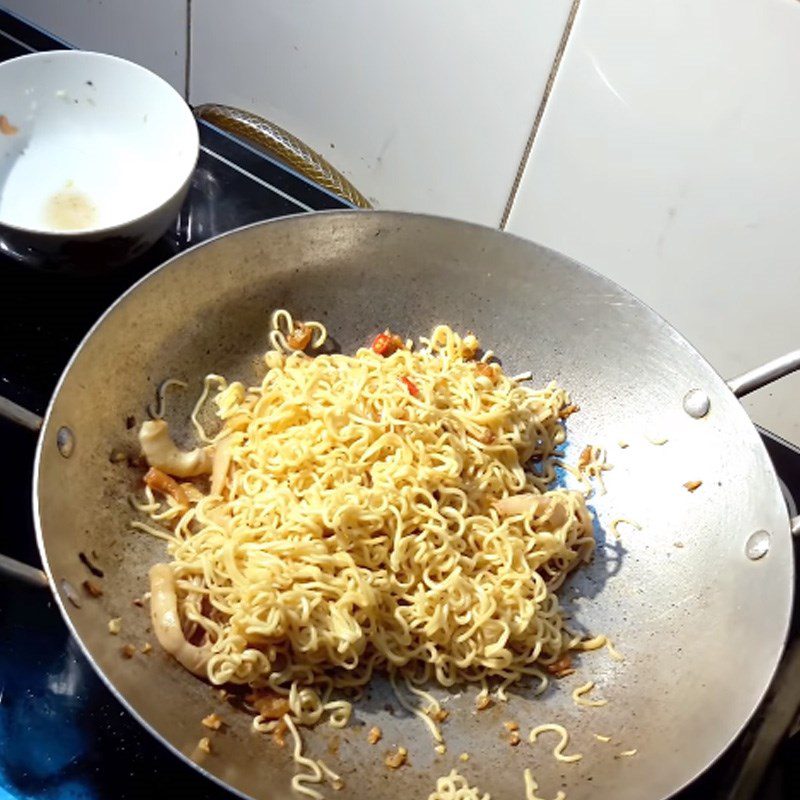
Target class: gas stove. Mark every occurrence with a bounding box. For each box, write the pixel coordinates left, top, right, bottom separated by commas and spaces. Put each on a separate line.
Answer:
0, 9, 797, 800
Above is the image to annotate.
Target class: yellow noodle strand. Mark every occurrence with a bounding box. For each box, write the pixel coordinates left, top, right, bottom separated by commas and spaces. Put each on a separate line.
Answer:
523, 768, 566, 800
390, 673, 443, 743
529, 723, 583, 763
428, 769, 490, 800
284, 715, 325, 800
609, 518, 642, 540
190, 374, 227, 443
606, 639, 625, 662
571, 681, 608, 707
148, 378, 188, 420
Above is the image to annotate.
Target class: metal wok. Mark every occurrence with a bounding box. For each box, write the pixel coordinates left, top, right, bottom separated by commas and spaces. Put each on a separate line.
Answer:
2, 212, 796, 800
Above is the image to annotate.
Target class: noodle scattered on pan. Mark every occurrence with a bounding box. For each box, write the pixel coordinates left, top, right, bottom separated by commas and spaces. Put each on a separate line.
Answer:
425, 767, 566, 800
609, 517, 642, 540
132, 310, 599, 784
284, 713, 342, 799
571, 680, 608, 708
428, 769, 490, 800
523, 768, 566, 800
528, 723, 583, 763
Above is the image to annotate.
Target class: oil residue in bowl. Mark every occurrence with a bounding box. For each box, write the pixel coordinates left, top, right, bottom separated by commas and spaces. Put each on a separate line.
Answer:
0, 114, 18, 135
43, 183, 98, 231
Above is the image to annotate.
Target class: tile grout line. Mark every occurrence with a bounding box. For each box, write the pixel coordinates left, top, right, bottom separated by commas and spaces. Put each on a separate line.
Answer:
184, 0, 193, 102
499, 0, 581, 230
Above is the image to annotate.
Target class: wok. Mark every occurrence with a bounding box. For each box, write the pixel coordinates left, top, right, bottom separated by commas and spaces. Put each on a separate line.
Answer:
1, 212, 797, 800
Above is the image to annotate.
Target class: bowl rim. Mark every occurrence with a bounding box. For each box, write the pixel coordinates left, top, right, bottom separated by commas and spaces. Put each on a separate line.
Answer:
0, 49, 199, 238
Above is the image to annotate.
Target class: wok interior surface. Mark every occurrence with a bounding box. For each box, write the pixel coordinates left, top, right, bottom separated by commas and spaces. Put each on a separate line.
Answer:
35, 212, 793, 800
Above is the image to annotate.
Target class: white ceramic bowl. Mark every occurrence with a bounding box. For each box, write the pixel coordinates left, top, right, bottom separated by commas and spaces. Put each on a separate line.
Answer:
0, 50, 198, 268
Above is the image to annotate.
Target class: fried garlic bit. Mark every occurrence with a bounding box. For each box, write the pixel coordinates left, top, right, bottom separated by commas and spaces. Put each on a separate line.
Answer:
560, 403, 580, 419
272, 719, 288, 748
245, 689, 291, 720
385, 746, 407, 769
460, 333, 479, 359
108, 617, 122, 635
202, 713, 223, 730
198, 737, 212, 754
367, 726, 382, 745
545, 654, 573, 678
82, 579, 103, 597
287, 322, 312, 351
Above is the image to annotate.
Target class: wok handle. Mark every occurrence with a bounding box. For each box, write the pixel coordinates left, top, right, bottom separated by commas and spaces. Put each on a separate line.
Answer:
0, 395, 43, 431
727, 354, 800, 536
0, 554, 48, 588
727, 350, 800, 398
193, 104, 372, 209
0, 395, 47, 586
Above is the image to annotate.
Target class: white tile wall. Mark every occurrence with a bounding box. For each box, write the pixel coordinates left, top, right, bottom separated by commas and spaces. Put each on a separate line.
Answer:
506, 0, 800, 444
2, 0, 187, 92
189, 0, 574, 226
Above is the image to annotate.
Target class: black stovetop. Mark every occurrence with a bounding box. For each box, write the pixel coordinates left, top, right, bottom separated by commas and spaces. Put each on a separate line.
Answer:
0, 9, 798, 800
